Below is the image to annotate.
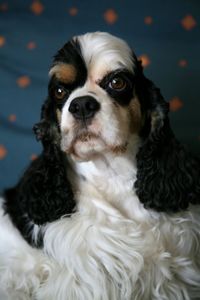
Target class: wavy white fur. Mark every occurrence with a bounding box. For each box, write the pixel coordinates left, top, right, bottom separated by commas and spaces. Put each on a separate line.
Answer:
0, 144, 200, 299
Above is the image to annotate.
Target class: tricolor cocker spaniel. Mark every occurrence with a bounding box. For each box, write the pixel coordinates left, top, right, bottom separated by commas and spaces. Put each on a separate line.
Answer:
1, 32, 200, 300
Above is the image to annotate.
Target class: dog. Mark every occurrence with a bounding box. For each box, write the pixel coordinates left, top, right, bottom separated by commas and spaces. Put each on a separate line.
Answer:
0, 31, 200, 300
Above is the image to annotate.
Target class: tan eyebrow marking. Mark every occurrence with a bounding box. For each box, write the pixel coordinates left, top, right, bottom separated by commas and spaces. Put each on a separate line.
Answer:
49, 63, 77, 83
129, 97, 142, 134
56, 108, 62, 123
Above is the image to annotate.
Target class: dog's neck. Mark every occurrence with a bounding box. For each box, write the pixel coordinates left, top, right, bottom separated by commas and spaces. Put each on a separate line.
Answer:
69, 134, 140, 185
67, 134, 150, 221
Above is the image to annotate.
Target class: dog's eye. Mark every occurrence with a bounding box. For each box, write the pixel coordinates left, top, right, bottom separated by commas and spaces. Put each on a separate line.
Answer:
109, 77, 127, 91
54, 87, 67, 100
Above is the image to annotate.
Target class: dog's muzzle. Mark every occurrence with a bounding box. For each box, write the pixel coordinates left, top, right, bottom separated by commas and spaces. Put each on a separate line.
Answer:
68, 96, 100, 121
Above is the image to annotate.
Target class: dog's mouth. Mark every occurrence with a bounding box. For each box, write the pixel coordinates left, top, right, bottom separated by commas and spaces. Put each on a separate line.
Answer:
61, 128, 106, 161
73, 131, 100, 143
61, 125, 129, 161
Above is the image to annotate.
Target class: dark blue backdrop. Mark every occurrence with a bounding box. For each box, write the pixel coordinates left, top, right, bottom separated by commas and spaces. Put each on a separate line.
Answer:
0, 0, 200, 191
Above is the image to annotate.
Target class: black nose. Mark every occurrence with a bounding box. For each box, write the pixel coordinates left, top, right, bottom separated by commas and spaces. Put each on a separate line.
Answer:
69, 96, 100, 120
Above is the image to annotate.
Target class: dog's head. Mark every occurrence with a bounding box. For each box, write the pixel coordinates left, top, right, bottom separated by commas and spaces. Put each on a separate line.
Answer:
36, 32, 200, 213
46, 32, 141, 161
44, 32, 167, 161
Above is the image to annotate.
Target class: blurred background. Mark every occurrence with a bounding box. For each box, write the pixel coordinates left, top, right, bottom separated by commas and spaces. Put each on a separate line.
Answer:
0, 0, 200, 191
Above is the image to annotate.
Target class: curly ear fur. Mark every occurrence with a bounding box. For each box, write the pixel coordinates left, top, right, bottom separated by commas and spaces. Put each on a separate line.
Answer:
4, 96, 76, 246
134, 71, 200, 212
4, 146, 75, 246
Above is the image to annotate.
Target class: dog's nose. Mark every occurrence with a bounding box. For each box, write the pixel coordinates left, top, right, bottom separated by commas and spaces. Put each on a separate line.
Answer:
69, 96, 100, 120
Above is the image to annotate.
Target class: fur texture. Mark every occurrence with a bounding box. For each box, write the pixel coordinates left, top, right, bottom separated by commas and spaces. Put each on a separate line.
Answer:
1, 32, 200, 300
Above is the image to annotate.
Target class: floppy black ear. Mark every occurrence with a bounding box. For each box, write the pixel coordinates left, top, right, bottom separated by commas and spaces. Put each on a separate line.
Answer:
134, 70, 200, 212
4, 96, 76, 246
26, 95, 76, 225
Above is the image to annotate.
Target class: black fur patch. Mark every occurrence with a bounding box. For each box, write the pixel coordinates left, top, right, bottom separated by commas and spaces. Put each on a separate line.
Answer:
3, 188, 44, 247
99, 69, 135, 106
47, 39, 88, 113
4, 143, 76, 247
53, 39, 87, 88
134, 68, 200, 212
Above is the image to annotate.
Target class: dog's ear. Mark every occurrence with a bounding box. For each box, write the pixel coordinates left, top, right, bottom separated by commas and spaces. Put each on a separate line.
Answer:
134, 63, 200, 212
27, 95, 76, 226
5, 95, 76, 244
4, 146, 76, 246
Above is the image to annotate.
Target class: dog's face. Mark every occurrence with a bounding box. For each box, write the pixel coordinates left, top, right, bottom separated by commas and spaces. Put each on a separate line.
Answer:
48, 32, 142, 161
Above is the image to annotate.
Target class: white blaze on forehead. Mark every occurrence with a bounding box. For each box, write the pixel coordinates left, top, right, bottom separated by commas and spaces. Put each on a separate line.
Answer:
75, 32, 135, 79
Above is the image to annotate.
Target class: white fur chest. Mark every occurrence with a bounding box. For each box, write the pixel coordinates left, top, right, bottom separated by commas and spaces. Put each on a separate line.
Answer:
67, 145, 151, 222
39, 154, 200, 299
40, 154, 150, 299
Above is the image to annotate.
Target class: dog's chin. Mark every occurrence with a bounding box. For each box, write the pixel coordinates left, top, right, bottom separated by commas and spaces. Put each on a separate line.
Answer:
61, 131, 107, 162
71, 138, 107, 162
61, 130, 128, 162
